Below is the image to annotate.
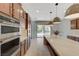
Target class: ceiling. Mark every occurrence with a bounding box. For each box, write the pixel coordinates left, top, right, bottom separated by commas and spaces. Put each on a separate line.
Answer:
22, 3, 73, 21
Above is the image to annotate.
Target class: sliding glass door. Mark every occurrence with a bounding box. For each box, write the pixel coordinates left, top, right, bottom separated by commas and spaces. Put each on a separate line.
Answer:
37, 25, 51, 38
37, 25, 44, 38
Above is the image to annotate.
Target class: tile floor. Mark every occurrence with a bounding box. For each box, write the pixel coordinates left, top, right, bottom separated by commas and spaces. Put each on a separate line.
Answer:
25, 38, 50, 56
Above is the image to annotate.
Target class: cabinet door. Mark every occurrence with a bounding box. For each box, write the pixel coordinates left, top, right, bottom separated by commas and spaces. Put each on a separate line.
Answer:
13, 3, 21, 20
0, 3, 12, 16
77, 19, 79, 29
71, 20, 77, 29
20, 8, 24, 19
22, 12, 28, 29
24, 12, 26, 29
16, 50, 20, 56
20, 41, 25, 56
25, 13, 28, 29
24, 40, 28, 54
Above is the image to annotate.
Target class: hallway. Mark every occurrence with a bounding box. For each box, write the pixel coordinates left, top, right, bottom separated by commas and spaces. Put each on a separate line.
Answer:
25, 38, 50, 56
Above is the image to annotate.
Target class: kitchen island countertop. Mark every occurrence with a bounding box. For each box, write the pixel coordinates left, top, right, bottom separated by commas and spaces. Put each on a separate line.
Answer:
45, 35, 79, 56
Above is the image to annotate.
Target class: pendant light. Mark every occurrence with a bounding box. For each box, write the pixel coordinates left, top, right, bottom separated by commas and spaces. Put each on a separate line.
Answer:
65, 4, 79, 19
53, 3, 61, 24
48, 11, 53, 25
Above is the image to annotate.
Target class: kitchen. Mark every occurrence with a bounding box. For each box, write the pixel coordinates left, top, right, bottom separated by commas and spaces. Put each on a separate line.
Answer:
0, 3, 79, 56
0, 3, 28, 56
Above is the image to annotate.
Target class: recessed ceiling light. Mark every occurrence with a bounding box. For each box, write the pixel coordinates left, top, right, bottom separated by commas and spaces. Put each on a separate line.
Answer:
36, 10, 39, 13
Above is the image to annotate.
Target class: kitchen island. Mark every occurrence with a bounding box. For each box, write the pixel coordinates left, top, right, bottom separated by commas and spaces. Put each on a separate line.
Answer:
44, 35, 79, 56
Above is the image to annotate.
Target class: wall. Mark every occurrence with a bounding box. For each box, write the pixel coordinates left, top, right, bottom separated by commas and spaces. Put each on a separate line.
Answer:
20, 18, 27, 42
51, 3, 79, 38
31, 21, 37, 39
51, 18, 79, 38
58, 19, 70, 38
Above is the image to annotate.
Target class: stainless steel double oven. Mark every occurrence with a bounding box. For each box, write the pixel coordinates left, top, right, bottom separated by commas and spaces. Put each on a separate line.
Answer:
0, 14, 20, 56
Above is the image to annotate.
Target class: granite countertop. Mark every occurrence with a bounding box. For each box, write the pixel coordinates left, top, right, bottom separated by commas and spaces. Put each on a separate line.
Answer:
45, 35, 79, 56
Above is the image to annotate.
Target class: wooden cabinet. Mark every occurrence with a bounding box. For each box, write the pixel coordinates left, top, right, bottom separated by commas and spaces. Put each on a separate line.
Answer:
67, 35, 79, 42
13, 3, 21, 20
0, 3, 12, 16
19, 7, 24, 19
20, 41, 25, 56
77, 19, 79, 29
24, 40, 28, 54
20, 40, 28, 56
16, 50, 20, 56
25, 13, 28, 29
0, 3, 26, 21
24, 12, 27, 29
44, 37, 57, 56
71, 19, 79, 29
71, 20, 77, 29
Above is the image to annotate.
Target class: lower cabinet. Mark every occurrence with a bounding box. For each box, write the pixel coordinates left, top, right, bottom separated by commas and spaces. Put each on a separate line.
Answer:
44, 37, 58, 56
20, 41, 25, 56
24, 40, 28, 54
16, 50, 20, 56
20, 40, 27, 56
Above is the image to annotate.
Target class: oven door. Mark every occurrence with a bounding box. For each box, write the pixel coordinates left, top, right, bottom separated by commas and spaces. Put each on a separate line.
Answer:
1, 37, 20, 56
0, 22, 20, 42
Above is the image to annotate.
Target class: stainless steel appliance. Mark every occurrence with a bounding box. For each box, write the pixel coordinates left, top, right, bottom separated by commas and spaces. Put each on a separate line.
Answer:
0, 13, 20, 56
0, 15, 20, 42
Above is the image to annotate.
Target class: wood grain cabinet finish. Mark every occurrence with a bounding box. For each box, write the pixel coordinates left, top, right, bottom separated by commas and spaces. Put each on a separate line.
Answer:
77, 19, 79, 29
13, 3, 21, 20
24, 40, 28, 54
71, 18, 79, 29
20, 40, 28, 56
20, 41, 25, 56
0, 3, 12, 16
19, 6, 24, 19
71, 20, 77, 29
67, 36, 79, 42
24, 12, 27, 29
16, 50, 20, 56
25, 13, 28, 29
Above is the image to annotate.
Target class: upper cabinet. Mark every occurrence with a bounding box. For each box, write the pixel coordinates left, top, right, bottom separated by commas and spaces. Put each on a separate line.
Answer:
19, 7, 24, 19
76, 19, 79, 29
13, 3, 21, 20
71, 18, 79, 29
71, 20, 77, 29
22, 11, 28, 29
0, 3, 12, 16
25, 13, 28, 29
0, 3, 28, 23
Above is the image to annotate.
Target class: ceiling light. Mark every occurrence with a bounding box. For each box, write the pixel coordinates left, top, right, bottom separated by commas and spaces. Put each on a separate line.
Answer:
53, 3, 61, 24
65, 4, 79, 19
53, 17, 61, 24
36, 10, 39, 13
48, 3, 61, 25
65, 13, 79, 19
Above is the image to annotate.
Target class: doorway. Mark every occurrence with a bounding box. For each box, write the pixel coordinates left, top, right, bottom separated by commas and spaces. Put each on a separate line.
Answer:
36, 25, 51, 45
37, 25, 51, 37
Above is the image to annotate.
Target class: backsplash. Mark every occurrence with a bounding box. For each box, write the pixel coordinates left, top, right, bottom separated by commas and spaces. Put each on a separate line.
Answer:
69, 30, 79, 37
